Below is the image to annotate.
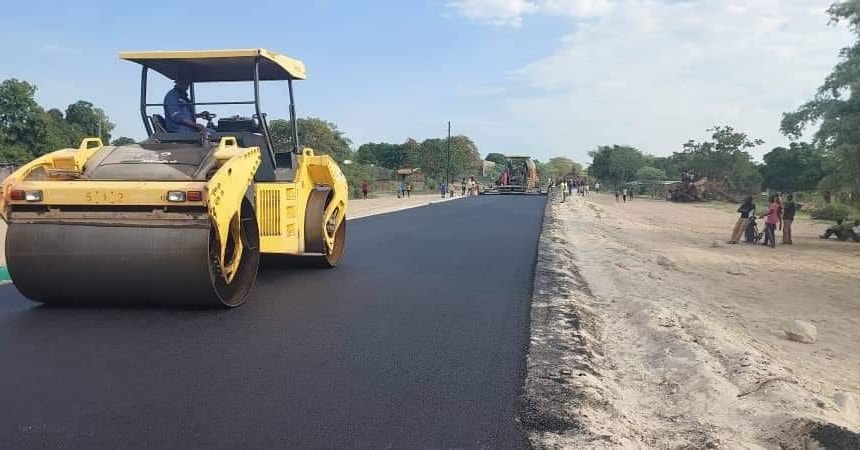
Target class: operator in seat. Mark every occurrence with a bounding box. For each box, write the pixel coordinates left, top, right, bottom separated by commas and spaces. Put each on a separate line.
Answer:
163, 80, 207, 133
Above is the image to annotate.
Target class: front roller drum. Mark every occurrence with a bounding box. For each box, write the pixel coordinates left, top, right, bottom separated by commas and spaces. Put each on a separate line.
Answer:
5, 217, 260, 308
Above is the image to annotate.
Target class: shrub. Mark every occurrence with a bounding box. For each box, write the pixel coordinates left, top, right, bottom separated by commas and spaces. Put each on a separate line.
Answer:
810, 203, 856, 221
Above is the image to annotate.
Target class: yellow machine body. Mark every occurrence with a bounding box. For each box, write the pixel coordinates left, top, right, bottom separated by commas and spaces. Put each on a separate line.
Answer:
0, 48, 348, 308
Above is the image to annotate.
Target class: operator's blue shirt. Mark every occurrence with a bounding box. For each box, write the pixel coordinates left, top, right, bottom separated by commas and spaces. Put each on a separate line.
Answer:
163, 87, 195, 132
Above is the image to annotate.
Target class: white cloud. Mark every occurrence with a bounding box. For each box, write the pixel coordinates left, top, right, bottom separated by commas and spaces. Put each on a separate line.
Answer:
452, 0, 853, 161
448, 0, 613, 27
447, 0, 539, 27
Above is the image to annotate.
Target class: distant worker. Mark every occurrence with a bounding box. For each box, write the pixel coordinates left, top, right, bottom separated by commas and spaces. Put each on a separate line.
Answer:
361, 180, 369, 200
759, 195, 781, 248
163, 80, 208, 133
729, 195, 755, 244
595, 182, 600, 193
781, 193, 798, 244
406, 181, 412, 198
820, 218, 858, 241
622, 188, 628, 203
461, 178, 467, 196
560, 180, 568, 202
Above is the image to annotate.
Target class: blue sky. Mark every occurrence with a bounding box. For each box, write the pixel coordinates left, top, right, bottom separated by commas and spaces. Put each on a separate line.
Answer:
0, 0, 854, 165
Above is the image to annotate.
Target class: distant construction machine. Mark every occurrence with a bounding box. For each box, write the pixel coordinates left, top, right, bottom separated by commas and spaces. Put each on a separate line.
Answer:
0, 48, 348, 308
482, 155, 544, 195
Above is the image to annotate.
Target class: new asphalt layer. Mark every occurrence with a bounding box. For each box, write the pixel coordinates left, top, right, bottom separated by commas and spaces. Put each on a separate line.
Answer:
0, 194, 547, 449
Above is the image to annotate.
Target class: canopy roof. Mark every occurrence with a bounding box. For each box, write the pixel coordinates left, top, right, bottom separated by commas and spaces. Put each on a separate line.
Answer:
118, 48, 307, 82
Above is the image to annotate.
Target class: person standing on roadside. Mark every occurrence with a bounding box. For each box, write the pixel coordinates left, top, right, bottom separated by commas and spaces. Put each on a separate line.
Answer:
361, 180, 369, 199
729, 195, 755, 244
782, 194, 797, 244
760, 195, 780, 248
560, 179, 568, 202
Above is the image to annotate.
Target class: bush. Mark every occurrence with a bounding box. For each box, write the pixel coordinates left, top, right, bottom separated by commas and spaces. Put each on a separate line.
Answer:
810, 203, 856, 221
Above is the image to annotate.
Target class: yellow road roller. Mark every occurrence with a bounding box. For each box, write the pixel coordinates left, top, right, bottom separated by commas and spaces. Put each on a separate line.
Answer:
0, 48, 348, 307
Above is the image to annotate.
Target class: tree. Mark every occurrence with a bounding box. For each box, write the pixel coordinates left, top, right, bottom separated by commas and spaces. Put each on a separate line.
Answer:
588, 145, 646, 185
42, 108, 84, 152
760, 142, 825, 192
0, 79, 47, 158
64, 100, 115, 143
780, 1, 860, 191
636, 166, 666, 182
355, 139, 418, 169
546, 156, 582, 179
268, 117, 353, 161
484, 152, 507, 166
111, 136, 137, 146
679, 125, 763, 180
416, 135, 482, 180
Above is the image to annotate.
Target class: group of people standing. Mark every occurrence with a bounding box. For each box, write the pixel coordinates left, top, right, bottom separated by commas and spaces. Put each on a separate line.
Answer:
729, 193, 797, 248
460, 177, 479, 197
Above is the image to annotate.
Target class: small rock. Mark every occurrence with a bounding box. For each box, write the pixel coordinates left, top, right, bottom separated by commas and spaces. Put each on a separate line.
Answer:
727, 263, 746, 276
834, 392, 860, 423
785, 320, 817, 344
657, 255, 675, 268
711, 240, 724, 248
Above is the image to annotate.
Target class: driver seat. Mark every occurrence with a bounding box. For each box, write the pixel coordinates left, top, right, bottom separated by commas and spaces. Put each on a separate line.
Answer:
150, 114, 168, 134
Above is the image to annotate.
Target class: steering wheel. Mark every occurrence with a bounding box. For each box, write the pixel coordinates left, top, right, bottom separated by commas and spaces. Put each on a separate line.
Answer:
197, 110, 217, 128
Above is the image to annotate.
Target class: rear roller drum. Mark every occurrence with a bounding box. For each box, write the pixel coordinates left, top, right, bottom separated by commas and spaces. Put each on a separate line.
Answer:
305, 187, 346, 268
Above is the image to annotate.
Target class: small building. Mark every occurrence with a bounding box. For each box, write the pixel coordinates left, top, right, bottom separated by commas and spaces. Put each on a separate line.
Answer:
396, 168, 423, 183
481, 160, 496, 177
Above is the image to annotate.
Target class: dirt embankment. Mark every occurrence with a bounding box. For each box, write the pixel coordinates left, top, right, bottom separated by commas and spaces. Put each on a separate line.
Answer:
522, 193, 860, 449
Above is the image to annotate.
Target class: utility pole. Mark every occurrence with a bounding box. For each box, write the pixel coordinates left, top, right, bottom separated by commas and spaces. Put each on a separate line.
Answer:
446, 121, 451, 188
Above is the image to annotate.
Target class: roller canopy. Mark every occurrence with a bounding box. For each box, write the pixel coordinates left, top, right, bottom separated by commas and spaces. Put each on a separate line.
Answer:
119, 48, 307, 82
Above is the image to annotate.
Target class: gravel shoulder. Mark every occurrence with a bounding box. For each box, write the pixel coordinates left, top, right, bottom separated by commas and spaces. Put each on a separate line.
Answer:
522, 192, 860, 449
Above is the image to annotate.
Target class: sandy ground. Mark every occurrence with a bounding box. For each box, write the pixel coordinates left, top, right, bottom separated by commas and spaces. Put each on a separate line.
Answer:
0, 193, 462, 266
524, 191, 860, 449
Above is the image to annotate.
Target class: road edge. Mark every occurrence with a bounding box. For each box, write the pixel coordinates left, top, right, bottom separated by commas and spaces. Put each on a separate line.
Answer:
517, 194, 608, 447
346, 194, 466, 221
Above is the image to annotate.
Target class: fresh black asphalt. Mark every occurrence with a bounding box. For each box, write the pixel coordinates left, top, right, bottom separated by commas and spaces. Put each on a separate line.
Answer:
0, 195, 547, 449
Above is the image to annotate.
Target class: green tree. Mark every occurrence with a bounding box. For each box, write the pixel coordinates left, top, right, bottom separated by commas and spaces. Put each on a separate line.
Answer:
417, 138, 445, 178
760, 142, 825, 192
0, 78, 47, 158
41, 108, 85, 153
355, 140, 418, 169
415, 135, 481, 181
545, 156, 582, 179
268, 117, 353, 161
780, 1, 860, 191
111, 136, 137, 146
484, 152, 507, 166
64, 100, 115, 143
679, 125, 763, 180
588, 145, 646, 185
636, 166, 666, 182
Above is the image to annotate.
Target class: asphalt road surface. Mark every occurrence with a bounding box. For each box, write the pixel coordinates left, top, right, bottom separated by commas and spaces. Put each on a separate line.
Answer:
0, 195, 547, 449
